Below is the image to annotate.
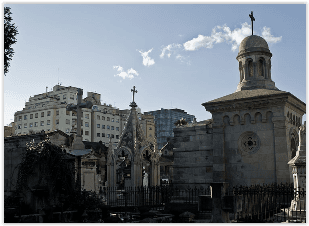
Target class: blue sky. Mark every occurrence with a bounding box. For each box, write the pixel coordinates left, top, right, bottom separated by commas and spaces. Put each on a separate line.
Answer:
3, 4, 306, 126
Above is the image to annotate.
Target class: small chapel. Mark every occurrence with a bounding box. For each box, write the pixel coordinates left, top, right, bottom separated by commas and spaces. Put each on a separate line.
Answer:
171, 22, 306, 188
106, 87, 161, 188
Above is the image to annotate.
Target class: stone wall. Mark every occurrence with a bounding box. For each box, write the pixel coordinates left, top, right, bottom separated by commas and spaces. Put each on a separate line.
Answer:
172, 124, 212, 189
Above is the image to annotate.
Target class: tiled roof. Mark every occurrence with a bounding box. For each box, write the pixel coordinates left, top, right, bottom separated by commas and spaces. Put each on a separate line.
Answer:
203, 89, 289, 105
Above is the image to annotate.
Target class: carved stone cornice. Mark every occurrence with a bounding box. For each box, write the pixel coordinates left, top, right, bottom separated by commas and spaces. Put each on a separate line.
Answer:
286, 95, 306, 115
204, 95, 288, 113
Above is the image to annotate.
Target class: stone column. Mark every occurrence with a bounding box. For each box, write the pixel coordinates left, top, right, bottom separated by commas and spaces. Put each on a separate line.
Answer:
210, 182, 230, 223
272, 116, 289, 183
212, 114, 226, 183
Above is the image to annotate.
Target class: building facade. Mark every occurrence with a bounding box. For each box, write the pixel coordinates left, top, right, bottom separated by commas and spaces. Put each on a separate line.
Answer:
144, 108, 195, 149
13, 85, 155, 147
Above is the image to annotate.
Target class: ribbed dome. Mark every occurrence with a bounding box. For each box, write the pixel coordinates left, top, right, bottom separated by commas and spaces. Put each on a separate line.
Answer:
239, 35, 269, 53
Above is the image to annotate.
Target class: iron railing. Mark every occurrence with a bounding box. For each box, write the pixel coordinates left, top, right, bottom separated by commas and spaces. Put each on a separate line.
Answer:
104, 185, 211, 208
232, 183, 306, 223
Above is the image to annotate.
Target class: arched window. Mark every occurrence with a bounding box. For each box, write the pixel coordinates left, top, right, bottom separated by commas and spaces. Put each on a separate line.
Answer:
248, 60, 253, 77
258, 58, 265, 77
291, 137, 297, 159
239, 62, 244, 82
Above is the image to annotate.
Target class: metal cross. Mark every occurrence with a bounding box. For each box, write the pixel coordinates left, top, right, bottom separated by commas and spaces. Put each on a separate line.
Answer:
131, 86, 138, 103
249, 11, 255, 35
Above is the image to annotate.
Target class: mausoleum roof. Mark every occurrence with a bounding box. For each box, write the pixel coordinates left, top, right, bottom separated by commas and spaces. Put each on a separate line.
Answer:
239, 35, 269, 53
204, 89, 289, 104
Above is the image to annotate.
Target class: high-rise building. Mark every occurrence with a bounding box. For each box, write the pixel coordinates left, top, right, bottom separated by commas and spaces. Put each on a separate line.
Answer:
144, 108, 195, 149
13, 85, 154, 146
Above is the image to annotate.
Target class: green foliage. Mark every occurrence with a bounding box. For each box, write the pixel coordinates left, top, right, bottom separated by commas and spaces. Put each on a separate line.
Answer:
4, 7, 18, 75
16, 138, 75, 198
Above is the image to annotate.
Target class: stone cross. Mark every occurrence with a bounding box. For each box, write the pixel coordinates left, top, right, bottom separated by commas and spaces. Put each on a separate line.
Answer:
249, 11, 255, 35
131, 86, 138, 103
66, 88, 93, 138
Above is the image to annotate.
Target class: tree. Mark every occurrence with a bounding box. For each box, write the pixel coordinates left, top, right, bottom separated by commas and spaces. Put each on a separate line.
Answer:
4, 7, 18, 75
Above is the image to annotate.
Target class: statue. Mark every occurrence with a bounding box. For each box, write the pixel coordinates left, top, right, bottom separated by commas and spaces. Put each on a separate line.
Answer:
299, 121, 306, 148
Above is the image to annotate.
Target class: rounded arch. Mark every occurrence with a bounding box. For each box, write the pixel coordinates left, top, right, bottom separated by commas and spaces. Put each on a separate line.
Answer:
289, 128, 299, 160
247, 58, 254, 77
244, 113, 251, 125
258, 57, 266, 78
255, 112, 262, 123
233, 114, 240, 125
223, 115, 230, 126
266, 111, 273, 123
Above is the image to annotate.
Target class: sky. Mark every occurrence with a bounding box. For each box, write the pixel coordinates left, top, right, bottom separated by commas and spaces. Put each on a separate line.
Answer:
3, 3, 307, 126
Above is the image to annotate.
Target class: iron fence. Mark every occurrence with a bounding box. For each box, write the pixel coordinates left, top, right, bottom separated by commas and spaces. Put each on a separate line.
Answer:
104, 185, 210, 208
232, 183, 306, 223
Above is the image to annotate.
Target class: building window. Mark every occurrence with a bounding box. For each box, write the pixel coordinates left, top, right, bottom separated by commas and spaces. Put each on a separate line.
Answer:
70, 95, 74, 100
30, 114, 33, 119
107, 125, 110, 130
35, 113, 38, 118
102, 133, 105, 137
66, 119, 70, 125
34, 122, 38, 127
56, 120, 59, 125
66, 111, 70, 116
47, 111, 51, 116
111, 134, 114, 138
30, 123, 33, 127
63, 94, 66, 99
102, 116, 105, 120
116, 119, 119, 123
111, 126, 114, 130
102, 125, 105, 129
66, 128, 69, 133
24, 115, 27, 120
24, 123, 27, 128
85, 131, 89, 135
17, 124, 21, 129
41, 112, 44, 117
85, 122, 89, 127
107, 117, 110, 121
47, 120, 50, 125
116, 135, 119, 139
111, 118, 114, 122
149, 127, 152, 130
116, 127, 119, 131
107, 134, 110, 138
56, 110, 59, 116
97, 124, 100, 128
97, 133, 100, 137
85, 114, 89, 119
40, 121, 44, 126
18, 116, 22, 121
97, 115, 100, 120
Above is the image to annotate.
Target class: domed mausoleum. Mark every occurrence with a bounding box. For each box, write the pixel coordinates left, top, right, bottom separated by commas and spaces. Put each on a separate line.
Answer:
171, 33, 305, 189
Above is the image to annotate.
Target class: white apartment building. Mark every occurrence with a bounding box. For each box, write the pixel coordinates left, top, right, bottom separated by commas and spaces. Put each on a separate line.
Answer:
13, 85, 154, 146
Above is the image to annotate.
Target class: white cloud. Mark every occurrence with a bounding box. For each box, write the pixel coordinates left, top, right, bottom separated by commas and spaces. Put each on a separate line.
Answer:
175, 54, 191, 65
160, 43, 182, 58
138, 48, 155, 66
261, 26, 282, 44
113, 65, 139, 80
183, 22, 281, 52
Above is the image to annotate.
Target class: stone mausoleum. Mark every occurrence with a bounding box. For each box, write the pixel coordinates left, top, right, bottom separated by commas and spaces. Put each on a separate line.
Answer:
172, 34, 306, 188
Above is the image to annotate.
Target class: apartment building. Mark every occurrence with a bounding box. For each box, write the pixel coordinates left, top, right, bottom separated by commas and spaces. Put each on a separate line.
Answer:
144, 108, 195, 149
14, 85, 155, 146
